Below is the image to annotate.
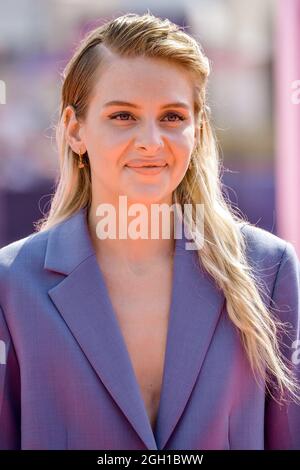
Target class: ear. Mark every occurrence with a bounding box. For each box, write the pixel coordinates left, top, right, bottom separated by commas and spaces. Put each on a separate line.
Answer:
63, 105, 86, 154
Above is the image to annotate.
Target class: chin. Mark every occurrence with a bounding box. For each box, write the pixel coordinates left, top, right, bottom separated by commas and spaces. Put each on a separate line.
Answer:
126, 188, 170, 205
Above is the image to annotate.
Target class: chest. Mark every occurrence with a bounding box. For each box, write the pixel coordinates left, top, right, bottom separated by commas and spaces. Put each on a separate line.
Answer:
98, 258, 174, 431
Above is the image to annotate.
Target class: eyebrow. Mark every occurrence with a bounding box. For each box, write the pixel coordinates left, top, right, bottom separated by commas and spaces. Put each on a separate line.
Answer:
103, 100, 191, 110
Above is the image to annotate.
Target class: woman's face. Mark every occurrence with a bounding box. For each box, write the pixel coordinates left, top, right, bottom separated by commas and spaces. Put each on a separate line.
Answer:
69, 54, 199, 206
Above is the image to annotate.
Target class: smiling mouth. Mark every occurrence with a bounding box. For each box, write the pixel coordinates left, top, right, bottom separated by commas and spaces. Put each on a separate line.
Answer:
125, 164, 167, 168
125, 164, 168, 175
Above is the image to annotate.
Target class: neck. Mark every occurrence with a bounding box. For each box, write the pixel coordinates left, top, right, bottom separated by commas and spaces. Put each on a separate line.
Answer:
87, 195, 176, 270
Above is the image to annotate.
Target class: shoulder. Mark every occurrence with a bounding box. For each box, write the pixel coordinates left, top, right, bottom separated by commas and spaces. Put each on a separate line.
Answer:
0, 227, 52, 302
238, 222, 294, 276
0, 228, 50, 272
240, 222, 288, 261
239, 222, 300, 306
0, 208, 90, 305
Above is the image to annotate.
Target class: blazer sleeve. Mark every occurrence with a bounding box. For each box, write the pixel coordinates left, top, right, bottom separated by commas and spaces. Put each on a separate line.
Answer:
264, 241, 300, 449
0, 304, 21, 449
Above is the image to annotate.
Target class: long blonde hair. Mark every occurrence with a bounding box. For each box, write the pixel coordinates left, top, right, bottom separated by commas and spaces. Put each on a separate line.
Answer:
35, 12, 299, 403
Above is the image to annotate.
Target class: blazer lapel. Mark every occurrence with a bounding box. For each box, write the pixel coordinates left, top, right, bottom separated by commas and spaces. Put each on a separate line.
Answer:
155, 232, 225, 449
44, 206, 225, 450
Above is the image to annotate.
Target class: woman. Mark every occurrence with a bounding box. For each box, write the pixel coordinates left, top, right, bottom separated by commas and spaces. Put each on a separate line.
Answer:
0, 12, 299, 450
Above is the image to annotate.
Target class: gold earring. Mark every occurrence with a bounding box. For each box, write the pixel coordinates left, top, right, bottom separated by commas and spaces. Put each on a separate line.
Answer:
78, 149, 85, 169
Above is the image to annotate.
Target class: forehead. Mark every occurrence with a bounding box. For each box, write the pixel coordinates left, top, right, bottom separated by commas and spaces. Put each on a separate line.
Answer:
91, 55, 195, 107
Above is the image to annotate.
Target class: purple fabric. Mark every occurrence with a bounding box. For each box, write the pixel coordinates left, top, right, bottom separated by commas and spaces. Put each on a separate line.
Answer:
0, 206, 299, 450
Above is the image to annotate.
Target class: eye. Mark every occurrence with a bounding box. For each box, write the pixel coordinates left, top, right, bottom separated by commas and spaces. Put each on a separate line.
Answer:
162, 112, 186, 122
109, 112, 134, 121
109, 111, 186, 122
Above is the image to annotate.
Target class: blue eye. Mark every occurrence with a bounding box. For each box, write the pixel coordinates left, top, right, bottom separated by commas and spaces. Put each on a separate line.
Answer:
110, 112, 133, 121
109, 112, 186, 122
162, 112, 185, 122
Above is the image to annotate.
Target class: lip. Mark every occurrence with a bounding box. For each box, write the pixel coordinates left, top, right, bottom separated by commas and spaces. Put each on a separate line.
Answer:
126, 159, 167, 168
125, 165, 167, 176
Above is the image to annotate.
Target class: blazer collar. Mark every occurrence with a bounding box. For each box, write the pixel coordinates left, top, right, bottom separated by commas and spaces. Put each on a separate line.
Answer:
44, 206, 225, 450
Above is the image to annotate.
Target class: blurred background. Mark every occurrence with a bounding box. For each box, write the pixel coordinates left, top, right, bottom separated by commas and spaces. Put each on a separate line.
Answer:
0, 0, 299, 254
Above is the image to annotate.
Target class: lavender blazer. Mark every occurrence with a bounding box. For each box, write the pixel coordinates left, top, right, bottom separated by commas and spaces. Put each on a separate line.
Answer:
0, 206, 299, 450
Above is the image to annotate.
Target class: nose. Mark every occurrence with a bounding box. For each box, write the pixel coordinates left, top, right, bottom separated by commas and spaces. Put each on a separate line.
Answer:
134, 120, 163, 152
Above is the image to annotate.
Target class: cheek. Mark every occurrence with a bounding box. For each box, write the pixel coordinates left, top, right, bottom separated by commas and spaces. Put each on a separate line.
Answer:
168, 133, 195, 181
169, 155, 189, 184
171, 132, 195, 164
86, 122, 127, 157
84, 128, 113, 169
170, 124, 195, 149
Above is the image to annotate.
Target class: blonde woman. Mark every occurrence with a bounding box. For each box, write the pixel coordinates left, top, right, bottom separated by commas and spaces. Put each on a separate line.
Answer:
0, 12, 299, 450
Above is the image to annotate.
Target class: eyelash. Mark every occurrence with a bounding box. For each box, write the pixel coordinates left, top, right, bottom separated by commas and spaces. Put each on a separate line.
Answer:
109, 112, 186, 122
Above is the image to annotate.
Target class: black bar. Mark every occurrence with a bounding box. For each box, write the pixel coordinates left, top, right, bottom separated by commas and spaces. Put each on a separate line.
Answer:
0, 450, 299, 466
